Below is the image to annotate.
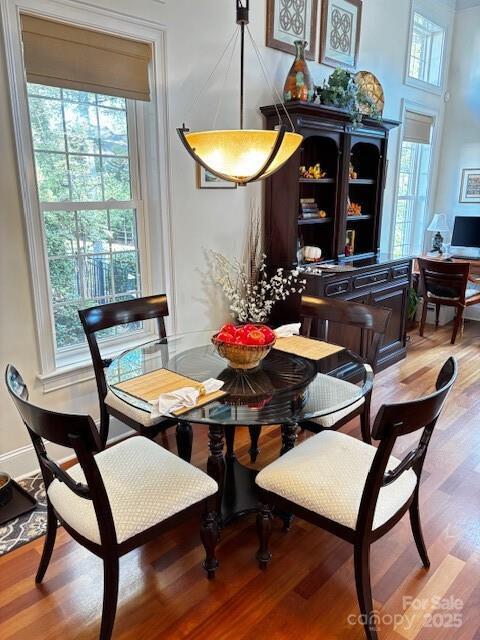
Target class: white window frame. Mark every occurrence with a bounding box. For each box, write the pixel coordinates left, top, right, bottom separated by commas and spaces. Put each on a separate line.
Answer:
390, 100, 440, 258
404, 0, 450, 95
1, 0, 176, 392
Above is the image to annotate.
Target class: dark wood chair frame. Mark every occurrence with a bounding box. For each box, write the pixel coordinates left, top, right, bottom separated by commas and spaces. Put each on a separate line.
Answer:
417, 257, 480, 345
78, 294, 193, 460
5, 364, 218, 640
255, 357, 457, 640
298, 295, 392, 444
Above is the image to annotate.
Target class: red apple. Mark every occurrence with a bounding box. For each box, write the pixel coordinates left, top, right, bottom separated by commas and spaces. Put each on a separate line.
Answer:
244, 329, 267, 345
216, 331, 235, 344
220, 323, 237, 336
258, 325, 275, 343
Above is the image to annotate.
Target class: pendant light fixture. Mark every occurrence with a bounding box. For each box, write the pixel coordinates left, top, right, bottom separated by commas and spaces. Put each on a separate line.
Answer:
177, 0, 303, 186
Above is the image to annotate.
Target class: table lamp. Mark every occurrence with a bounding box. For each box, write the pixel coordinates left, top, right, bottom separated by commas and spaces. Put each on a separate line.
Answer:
427, 213, 449, 254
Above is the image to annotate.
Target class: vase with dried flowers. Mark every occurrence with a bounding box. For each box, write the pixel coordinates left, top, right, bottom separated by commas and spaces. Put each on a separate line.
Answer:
209, 206, 306, 323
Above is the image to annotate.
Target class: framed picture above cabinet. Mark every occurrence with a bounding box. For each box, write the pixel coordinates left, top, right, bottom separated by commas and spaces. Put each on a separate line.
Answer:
459, 168, 480, 203
266, 0, 318, 60
320, 0, 362, 70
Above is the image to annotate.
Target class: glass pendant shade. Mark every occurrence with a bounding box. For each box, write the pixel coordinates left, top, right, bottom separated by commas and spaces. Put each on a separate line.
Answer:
179, 129, 302, 185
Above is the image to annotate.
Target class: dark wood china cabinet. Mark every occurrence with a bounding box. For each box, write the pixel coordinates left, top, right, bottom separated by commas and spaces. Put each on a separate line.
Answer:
261, 101, 411, 371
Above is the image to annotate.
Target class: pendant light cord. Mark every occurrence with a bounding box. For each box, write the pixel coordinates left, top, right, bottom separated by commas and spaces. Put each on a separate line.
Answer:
213, 27, 240, 130
246, 26, 296, 133
183, 25, 239, 127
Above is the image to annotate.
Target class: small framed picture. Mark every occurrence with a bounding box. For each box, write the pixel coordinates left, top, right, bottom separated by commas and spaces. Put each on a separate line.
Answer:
196, 165, 237, 189
266, 0, 319, 60
345, 229, 356, 255
459, 168, 480, 203
320, 0, 362, 71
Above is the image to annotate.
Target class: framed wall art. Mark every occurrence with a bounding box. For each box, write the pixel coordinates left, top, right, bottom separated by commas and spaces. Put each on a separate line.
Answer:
196, 165, 237, 189
459, 168, 480, 203
320, 0, 362, 71
266, 0, 318, 60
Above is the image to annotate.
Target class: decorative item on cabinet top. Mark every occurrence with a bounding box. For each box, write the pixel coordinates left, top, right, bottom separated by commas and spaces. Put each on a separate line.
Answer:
283, 39, 315, 102
266, 0, 319, 60
354, 71, 384, 115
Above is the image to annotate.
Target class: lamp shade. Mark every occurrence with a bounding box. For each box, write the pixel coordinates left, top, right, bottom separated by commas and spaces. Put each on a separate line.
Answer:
178, 128, 303, 185
427, 213, 449, 233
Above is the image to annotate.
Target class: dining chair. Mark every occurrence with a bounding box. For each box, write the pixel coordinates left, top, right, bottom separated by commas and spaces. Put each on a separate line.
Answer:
298, 295, 391, 444
5, 364, 219, 640
78, 295, 193, 461
417, 257, 480, 344
254, 357, 457, 640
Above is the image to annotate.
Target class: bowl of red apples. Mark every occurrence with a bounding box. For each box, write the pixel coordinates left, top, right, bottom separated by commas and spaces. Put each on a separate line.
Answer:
212, 323, 276, 370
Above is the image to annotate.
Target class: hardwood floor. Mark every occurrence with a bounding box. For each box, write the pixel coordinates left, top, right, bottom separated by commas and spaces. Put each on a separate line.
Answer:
1, 323, 479, 639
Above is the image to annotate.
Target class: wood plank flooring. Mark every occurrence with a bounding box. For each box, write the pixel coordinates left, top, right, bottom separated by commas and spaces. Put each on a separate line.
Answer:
1, 323, 479, 639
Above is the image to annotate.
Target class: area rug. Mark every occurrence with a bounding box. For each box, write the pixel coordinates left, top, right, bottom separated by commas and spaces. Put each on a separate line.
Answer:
0, 474, 47, 556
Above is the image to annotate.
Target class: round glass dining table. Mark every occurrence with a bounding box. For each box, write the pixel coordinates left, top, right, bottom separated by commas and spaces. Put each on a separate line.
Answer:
106, 330, 372, 525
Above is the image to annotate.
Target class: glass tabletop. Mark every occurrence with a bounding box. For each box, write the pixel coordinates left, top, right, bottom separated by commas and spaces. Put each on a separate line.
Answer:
106, 330, 373, 426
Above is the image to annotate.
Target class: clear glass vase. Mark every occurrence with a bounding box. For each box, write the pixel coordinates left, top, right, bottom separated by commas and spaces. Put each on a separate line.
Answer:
283, 40, 315, 102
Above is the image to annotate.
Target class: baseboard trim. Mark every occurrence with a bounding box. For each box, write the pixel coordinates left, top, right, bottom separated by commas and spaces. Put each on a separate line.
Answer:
0, 420, 132, 480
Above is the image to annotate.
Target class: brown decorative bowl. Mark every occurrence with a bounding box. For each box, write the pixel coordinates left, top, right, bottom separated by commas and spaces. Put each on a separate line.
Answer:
0, 472, 13, 507
212, 333, 276, 370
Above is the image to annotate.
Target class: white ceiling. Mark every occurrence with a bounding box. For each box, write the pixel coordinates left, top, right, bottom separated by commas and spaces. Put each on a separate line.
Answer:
456, 0, 480, 10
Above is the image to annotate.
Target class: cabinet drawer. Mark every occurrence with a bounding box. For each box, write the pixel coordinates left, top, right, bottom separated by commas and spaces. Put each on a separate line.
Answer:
325, 279, 350, 296
353, 270, 390, 289
392, 264, 410, 280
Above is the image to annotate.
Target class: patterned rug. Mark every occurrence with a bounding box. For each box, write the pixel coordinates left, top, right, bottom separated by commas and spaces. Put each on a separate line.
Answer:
0, 474, 48, 556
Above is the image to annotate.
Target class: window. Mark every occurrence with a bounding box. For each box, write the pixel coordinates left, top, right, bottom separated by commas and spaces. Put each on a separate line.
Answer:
392, 110, 434, 258
407, 11, 446, 89
27, 83, 144, 354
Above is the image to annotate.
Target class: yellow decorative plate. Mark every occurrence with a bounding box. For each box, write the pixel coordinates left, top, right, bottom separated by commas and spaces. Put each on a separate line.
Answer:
355, 71, 384, 115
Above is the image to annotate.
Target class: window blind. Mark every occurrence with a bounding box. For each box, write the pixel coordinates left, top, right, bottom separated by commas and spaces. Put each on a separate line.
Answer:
403, 111, 434, 145
21, 14, 152, 101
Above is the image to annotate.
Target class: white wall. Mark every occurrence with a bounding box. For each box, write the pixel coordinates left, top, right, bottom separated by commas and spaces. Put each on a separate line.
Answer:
0, 0, 455, 477
435, 3, 480, 317
435, 5, 480, 226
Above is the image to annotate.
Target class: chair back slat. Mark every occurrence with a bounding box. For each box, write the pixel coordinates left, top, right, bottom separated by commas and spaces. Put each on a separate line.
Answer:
418, 258, 470, 303
300, 295, 391, 369
356, 357, 457, 535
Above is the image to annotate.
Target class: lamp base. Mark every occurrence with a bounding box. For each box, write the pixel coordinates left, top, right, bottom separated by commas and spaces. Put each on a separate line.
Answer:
431, 232, 444, 254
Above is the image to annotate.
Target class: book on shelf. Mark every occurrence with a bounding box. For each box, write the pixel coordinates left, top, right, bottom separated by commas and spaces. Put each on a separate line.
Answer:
300, 197, 316, 204
301, 211, 320, 219
301, 206, 319, 213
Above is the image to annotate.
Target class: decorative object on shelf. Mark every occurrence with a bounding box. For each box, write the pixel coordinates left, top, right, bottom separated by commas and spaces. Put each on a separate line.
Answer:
197, 165, 237, 189
300, 197, 319, 218
266, 0, 318, 60
459, 168, 480, 203
320, 0, 362, 70
347, 199, 362, 216
355, 70, 384, 115
209, 206, 306, 322
345, 229, 355, 255
177, 1, 303, 186
303, 245, 322, 262
212, 323, 276, 370
299, 163, 327, 179
349, 162, 358, 180
283, 40, 315, 102
317, 68, 381, 126
427, 213, 449, 254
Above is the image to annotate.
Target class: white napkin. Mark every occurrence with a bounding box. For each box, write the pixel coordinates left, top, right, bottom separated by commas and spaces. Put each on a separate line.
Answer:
274, 323, 301, 338
150, 378, 224, 418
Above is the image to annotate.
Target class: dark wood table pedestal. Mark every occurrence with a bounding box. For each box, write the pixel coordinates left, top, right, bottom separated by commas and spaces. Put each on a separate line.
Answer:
207, 423, 298, 528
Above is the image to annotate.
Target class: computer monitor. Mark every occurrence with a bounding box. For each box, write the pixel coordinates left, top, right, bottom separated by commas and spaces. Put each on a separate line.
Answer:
450, 216, 480, 257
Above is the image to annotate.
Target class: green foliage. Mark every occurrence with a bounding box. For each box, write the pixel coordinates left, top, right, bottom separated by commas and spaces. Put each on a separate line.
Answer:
407, 287, 420, 321
317, 68, 381, 127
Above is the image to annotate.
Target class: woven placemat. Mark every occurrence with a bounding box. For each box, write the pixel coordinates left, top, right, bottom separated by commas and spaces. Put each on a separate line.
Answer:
113, 368, 226, 416
273, 336, 344, 360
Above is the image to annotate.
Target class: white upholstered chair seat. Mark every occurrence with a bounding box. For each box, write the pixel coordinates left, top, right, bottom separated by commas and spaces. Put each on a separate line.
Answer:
105, 390, 161, 427
256, 430, 417, 530
309, 375, 365, 428
48, 437, 217, 544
